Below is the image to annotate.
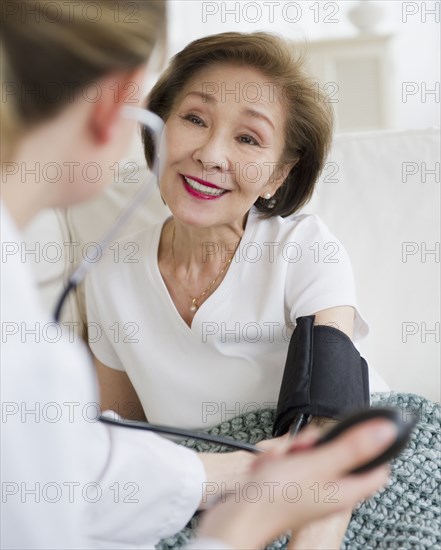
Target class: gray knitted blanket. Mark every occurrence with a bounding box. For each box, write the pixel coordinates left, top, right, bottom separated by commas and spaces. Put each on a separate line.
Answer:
157, 393, 440, 550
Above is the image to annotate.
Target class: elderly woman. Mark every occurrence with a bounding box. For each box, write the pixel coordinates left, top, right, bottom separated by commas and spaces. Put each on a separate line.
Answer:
86, 32, 386, 547
87, 31, 385, 423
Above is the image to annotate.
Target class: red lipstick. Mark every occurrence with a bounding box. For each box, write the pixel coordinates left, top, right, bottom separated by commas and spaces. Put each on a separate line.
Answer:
180, 175, 228, 201
182, 174, 223, 189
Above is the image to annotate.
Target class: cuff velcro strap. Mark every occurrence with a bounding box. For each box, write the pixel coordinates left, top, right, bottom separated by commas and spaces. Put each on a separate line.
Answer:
273, 315, 370, 437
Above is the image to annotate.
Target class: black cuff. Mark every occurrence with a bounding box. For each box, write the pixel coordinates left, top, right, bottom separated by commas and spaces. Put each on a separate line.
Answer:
273, 315, 370, 437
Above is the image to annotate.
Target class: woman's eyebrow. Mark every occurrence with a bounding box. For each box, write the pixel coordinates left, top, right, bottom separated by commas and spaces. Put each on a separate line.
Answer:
241, 107, 275, 132
182, 91, 275, 132
183, 90, 217, 103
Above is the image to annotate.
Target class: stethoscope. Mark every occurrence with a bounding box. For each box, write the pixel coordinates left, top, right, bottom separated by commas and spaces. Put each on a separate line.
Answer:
52, 105, 261, 454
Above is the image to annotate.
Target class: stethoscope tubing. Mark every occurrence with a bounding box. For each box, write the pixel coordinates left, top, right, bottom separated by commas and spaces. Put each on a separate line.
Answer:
99, 415, 263, 453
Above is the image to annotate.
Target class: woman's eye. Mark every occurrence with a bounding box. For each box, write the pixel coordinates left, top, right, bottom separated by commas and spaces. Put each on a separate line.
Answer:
239, 135, 259, 146
182, 114, 205, 126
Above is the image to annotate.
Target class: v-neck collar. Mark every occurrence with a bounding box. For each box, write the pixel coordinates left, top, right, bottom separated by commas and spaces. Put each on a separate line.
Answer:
146, 208, 259, 332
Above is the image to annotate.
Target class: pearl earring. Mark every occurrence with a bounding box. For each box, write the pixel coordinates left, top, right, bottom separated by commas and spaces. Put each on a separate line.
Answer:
263, 192, 272, 200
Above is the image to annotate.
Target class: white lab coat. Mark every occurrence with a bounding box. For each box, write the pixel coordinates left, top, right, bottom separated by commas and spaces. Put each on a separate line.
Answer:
0, 202, 228, 549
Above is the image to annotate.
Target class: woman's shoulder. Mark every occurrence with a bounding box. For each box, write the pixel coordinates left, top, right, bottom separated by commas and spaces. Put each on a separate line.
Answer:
250, 209, 352, 270
84, 218, 166, 301
95, 219, 164, 268
252, 209, 337, 244
113, 223, 160, 253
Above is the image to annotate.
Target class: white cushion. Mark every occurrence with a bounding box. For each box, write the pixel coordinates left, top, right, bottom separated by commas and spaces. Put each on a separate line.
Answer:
302, 128, 440, 400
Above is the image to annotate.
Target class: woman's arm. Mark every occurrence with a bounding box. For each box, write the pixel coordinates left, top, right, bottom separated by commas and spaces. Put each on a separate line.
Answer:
313, 304, 354, 338
201, 308, 357, 546
94, 356, 147, 421
287, 305, 355, 549
197, 418, 394, 549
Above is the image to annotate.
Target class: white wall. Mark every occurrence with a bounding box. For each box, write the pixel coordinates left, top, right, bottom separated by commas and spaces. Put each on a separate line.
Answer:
164, 0, 440, 131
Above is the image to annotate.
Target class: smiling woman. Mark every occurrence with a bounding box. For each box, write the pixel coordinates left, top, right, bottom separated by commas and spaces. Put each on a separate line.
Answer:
85, 32, 387, 426
145, 32, 333, 219
159, 64, 289, 233
84, 32, 388, 547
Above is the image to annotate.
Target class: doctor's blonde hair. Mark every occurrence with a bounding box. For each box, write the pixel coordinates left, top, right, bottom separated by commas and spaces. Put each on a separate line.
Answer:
1, 0, 166, 161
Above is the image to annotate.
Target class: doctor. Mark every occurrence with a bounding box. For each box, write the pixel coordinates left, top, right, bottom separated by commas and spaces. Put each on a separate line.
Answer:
0, 1, 395, 548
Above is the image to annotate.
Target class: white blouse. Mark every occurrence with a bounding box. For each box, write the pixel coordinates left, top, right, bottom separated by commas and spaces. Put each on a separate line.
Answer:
86, 208, 383, 430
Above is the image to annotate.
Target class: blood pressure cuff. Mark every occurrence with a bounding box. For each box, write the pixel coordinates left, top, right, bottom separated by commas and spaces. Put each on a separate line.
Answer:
272, 315, 370, 437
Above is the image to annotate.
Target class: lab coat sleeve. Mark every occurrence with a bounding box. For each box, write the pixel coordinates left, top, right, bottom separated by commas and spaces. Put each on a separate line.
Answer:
1, 204, 205, 550
83, 420, 206, 548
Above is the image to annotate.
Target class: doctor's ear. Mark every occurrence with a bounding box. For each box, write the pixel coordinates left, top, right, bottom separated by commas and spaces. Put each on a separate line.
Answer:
89, 66, 148, 144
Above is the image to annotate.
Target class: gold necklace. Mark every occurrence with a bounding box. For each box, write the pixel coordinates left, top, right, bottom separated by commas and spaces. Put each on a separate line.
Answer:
171, 226, 234, 313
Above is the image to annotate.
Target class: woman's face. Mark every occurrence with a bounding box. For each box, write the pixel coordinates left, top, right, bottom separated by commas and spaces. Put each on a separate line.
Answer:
159, 64, 289, 229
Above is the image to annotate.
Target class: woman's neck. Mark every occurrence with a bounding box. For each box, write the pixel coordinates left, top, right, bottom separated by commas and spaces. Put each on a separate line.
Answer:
162, 215, 248, 273
157, 215, 249, 323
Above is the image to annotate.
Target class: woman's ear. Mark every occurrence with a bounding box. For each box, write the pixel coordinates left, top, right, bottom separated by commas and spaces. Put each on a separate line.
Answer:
89, 65, 148, 144
266, 162, 295, 196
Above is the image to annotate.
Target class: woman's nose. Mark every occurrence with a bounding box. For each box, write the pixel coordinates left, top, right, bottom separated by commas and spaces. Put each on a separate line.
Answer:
193, 131, 230, 174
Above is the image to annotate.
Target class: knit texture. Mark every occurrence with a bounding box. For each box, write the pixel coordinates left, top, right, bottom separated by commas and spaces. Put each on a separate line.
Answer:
157, 393, 440, 550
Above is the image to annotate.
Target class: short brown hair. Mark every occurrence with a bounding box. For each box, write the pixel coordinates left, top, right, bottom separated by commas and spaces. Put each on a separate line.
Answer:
143, 32, 333, 218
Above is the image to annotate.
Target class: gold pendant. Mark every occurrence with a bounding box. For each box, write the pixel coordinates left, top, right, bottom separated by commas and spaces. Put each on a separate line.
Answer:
190, 299, 198, 313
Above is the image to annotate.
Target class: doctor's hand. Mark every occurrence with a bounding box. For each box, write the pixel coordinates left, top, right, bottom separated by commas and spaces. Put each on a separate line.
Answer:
197, 433, 295, 509
197, 418, 395, 549
197, 423, 332, 510
197, 450, 256, 510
